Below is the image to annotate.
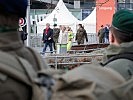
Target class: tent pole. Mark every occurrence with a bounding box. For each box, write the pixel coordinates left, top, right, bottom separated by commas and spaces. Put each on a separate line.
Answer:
26, 0, 31, 46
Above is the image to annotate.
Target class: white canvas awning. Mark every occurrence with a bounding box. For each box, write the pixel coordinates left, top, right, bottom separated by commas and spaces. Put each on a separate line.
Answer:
37, 0, 79, 34
82, 8, 96, 33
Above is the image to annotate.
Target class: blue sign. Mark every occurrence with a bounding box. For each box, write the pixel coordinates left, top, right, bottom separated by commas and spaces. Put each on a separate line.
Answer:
82, 9, 91, 20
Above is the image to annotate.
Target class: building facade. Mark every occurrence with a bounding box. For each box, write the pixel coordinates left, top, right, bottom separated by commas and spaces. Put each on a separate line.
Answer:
117, 0, 133, 10
31, 0, 96, 21
31, 0, 95, 9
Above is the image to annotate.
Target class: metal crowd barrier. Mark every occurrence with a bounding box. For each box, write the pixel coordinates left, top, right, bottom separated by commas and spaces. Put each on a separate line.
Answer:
30, 35, 43, 47
43, 54, 104, 70
30, 33, 98, 48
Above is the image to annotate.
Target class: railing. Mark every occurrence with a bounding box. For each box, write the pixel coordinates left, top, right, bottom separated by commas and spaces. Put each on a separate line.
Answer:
30, 35, 43, 47
43, 53, 104, 70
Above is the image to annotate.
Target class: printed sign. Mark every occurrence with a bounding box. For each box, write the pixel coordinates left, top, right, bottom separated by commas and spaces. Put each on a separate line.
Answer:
19, 18, 26, 27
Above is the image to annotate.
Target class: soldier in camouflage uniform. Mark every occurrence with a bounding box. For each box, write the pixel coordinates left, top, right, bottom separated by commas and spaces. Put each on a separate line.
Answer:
97, 25, 105, 43
1, 2, 133, 99
51, 64, 126, 100
51, 9, 133, 100
0, 0, 48, 100
53, 24, 60, 50
102, 9, 133, 80
75, 24, 88, 45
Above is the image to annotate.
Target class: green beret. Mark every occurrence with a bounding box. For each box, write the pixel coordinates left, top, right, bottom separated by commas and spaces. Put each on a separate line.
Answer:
112, 9, 133, 34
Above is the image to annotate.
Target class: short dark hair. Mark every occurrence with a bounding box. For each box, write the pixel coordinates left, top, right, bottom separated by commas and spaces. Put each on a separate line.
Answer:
53, 24, 57, 27
0, 0, 28, 18
110, 26, 133, 43
78, 24, 83, 28
101, 25, 104, 27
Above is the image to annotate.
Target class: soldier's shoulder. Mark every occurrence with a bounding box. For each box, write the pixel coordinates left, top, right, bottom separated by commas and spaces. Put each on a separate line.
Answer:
0, 72, 31, 100
52, 64, 125, 100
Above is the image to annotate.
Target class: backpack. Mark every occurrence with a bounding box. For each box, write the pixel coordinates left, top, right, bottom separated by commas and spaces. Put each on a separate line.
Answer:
99, 77, 133, 100
0, 50, 54, 100
50, 64, 125, 100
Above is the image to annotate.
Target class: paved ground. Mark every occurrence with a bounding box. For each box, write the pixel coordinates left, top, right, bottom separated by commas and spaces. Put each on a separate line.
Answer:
32, 47, 56, 57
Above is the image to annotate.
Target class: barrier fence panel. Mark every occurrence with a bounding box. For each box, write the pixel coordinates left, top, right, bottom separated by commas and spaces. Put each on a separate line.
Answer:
44, 54, 104, 70
30, 35, 43, 47
87, 33, 98, 44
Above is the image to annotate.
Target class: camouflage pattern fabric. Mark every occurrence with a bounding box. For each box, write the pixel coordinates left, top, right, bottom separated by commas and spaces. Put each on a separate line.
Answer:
51, 64, 125, 100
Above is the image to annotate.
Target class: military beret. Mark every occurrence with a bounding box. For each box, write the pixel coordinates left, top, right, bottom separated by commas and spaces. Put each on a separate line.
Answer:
0, 0, 28, 18
112, 9, 133, 34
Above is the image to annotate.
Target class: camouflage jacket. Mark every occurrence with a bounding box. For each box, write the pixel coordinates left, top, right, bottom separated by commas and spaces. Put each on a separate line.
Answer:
98, 28, 105, 38
51, 64, 125, 100
53, 28, 60, 42
103, 41, 133, 80
0, 31, 48, 100
76, 27, 88, 43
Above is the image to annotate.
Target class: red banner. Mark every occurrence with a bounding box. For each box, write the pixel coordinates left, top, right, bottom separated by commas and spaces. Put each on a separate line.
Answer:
96, 0, 116, 32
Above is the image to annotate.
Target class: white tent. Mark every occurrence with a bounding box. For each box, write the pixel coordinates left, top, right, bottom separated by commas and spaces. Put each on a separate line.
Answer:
37, 0, 79, 34
82, 8, 96, 33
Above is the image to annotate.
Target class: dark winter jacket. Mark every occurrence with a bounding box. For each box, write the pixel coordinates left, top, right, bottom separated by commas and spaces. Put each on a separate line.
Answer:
42, 28, 53, 43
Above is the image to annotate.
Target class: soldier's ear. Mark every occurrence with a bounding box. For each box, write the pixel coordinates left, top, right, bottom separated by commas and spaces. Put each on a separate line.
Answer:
109, 32, 115, 44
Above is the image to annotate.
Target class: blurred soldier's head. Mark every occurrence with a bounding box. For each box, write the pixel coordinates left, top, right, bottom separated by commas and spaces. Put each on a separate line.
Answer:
109, 9, 133, 45
78, 24, 82, 28
0, 0, 28, 28
53, 24, 57, 28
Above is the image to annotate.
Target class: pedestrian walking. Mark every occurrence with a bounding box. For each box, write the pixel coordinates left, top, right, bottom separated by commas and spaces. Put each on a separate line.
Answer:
42, 23, 54, 55
75, 24, 88, 45
53, 24, 60, 51
97, 25, 105, 43
58, 26, 68, 53
67, 27, 74, 51
104, 24, 110, 43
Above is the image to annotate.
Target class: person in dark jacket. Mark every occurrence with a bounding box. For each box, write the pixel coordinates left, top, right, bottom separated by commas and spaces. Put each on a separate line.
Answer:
104, 24, 110, 43
18, 26, 28, 44
42, 23, 54, 55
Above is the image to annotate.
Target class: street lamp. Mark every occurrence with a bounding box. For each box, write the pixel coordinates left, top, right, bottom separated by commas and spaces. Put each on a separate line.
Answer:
53, 14, 57, 25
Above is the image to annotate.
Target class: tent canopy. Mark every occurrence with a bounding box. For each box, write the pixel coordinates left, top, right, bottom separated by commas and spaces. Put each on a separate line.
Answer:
81, 8, 96, 33
38, 0, 79, 26
82, 8, 96, 25
37, 1, 96, 34
37, 0, 79, 34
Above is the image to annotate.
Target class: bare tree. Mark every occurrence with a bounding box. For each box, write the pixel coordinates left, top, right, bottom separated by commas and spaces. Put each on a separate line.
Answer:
95, 0, 110, 7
